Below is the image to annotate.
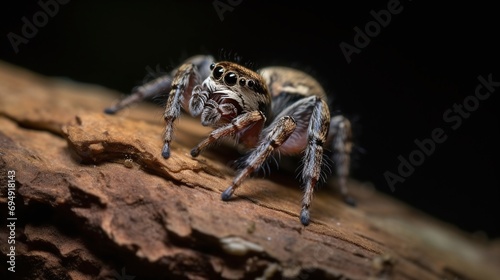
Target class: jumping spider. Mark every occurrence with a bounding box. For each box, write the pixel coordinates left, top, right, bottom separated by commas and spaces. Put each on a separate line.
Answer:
104, 55, 354, 226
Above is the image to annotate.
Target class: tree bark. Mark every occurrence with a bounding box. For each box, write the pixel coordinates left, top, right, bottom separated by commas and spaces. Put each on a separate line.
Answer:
0, 60, 499, 280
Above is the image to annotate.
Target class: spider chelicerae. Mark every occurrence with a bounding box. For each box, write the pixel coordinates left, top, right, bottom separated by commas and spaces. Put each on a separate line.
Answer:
104, 55, 355, 226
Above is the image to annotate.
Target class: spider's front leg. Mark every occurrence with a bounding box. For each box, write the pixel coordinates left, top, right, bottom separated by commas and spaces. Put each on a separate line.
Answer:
220, 115, 297, 200
162, 63, 203, 158
190, 111, 266, 157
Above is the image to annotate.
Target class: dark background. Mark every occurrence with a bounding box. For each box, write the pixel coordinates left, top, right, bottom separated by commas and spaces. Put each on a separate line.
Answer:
1, 1, 498, 238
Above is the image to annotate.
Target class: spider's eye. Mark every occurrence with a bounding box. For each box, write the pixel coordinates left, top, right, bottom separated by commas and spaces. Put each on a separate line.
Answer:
247, 80, 255, 88
239, 78, 246, 86
209, 63, 215, 70
224, 72, 238, 86
213, 66, 224, 80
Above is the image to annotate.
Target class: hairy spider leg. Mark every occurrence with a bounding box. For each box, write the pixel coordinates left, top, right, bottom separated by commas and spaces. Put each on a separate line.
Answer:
162, 63, 202, 158
104, 76, 172, 114
298, 97, 331, 226
190, 111, 266, 157
104, 55, 214, 114
327, 115, 355, 206
221, 115, 296, 201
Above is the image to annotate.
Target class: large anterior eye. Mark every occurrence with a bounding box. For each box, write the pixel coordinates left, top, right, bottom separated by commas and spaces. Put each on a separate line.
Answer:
224, 72, 238, 86
213, 66, 224, 80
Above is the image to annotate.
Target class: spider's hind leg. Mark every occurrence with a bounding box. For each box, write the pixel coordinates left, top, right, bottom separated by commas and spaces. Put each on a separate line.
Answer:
104, 75, 172, 114
299, 97, 331, 226
327, 115, 355, 206
104, 54, 214, 114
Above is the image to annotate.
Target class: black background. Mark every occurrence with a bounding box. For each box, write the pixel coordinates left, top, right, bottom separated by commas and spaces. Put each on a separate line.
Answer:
1, 1, 498, 238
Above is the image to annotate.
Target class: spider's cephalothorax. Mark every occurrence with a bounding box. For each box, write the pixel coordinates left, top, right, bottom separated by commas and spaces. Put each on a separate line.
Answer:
105, 55, 354, 226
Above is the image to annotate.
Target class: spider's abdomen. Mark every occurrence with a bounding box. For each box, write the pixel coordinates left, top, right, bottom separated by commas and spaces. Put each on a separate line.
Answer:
259, 67, 327, 114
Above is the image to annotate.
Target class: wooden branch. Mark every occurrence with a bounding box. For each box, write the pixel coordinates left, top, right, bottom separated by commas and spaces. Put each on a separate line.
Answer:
0, 60, 499, 280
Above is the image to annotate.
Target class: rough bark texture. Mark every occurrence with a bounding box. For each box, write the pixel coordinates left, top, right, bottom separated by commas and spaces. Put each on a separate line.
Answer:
0, 60, 499, 280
